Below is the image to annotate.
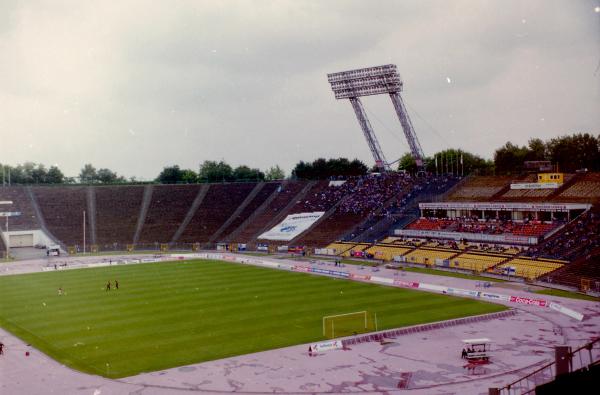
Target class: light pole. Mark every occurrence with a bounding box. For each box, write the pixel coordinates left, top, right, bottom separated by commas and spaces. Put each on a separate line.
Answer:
0, 200, 13, 260
83, 210, 86, 254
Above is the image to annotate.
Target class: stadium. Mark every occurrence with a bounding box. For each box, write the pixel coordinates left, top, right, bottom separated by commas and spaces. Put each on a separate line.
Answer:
1, 3, 599, 395
2, 119, 600, 394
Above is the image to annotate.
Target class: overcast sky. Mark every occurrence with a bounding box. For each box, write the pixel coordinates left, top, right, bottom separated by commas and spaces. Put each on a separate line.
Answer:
1, 0, 599, 180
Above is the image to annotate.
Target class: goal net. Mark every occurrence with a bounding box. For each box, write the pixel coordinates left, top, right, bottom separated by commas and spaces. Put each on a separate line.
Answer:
322, 311, 376, 339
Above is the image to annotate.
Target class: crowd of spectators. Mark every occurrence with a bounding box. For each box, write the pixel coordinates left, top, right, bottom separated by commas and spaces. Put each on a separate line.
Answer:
408, 216, 558, 237
298, 173, 458, 217
338, 173, 414, 214
298, 173, 416, 214
525, 207, 600, 261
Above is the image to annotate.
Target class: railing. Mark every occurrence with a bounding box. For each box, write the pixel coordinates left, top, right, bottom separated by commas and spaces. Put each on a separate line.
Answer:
497, 338, 600, 395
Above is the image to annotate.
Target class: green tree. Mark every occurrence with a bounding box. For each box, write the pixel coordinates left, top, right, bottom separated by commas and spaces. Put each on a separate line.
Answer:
156, 165, 183, 184
96, 168, 119, 184
46, 166, 64, 184
348, 159, 368, 176
494, 142, 529, 175
265, 165, 285, 180
198, 160, 233, 182
292, 158, 368, 179
526, 138, 547, 161
547, 133, 600, 172
397, 153, 417, 173
79, 164, 97, 184
232, 165, 264, 181
180, 169, 198, 184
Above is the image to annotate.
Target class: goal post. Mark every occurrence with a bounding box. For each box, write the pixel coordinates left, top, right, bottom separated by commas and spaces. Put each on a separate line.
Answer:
322, 311, 375, 339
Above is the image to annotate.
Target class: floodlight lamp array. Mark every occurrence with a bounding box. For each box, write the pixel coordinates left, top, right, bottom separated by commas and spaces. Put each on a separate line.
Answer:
327, 64, 403, 99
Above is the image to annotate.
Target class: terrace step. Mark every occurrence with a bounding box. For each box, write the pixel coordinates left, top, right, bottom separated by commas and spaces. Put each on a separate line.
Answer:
132, 185, 154, 244
224, 182, 285, 243
209, 182, 265, 244
249, 180, 317, 244
87, 186, 97, 245
170, 184, 210, 243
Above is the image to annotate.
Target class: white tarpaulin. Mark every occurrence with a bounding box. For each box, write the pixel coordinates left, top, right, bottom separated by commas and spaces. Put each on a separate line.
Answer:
258, 212, 325, 241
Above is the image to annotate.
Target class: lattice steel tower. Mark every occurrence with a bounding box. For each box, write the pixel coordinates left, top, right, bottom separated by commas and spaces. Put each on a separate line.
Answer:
327, 64, 425, 172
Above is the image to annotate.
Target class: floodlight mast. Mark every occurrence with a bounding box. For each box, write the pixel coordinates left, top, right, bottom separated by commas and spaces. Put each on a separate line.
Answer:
349, 98, 390, 171
327, 64, 425, 172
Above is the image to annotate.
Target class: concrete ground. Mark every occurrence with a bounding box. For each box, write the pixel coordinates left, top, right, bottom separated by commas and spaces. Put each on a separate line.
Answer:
0, 253, 598, 395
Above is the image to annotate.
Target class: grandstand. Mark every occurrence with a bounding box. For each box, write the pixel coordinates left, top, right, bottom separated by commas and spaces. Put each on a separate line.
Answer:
0, 171, 595, 290
229, 181, 307, 244
363, 244, 412, 261
555, 172, 600, 202
402, 247, 458, 265
445, 176, 512, 201
137, 184, 203, 244
524, 206, 600, 261
178, 183, 256, 244
0, 233, 5, 256
0, 186, 39, 231
215, 182, 280, 243
449, 252, 507, 272
540, 248, 600, 290
32, 186, 89, 246
496, 257, 565, 280
294, 211, 363, 246
340, 242, 371, 257
322, 241, 356, 255
95, 185, 144, 245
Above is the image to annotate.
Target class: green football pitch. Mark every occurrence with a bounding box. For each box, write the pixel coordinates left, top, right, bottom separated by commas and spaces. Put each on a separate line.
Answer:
0, 259, 506, 378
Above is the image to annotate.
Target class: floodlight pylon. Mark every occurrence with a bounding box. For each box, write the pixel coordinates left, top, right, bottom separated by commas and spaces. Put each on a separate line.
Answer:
389, 92, 425, 167
349, 98, 390, 171
327, 64, 425, 171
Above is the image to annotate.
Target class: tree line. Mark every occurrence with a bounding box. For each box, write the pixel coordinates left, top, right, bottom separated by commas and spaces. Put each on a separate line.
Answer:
493, 133, 599, 174
397, 132, 599, 176
1, 133, 598, 184
155, 161, 285, 184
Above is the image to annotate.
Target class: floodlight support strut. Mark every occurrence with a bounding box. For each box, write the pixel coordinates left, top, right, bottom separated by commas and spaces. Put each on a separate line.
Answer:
389, 92, 425, 167
349, 98, 391, 172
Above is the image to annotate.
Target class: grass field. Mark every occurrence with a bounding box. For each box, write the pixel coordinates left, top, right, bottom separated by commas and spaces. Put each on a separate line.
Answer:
0, 259, 506, 378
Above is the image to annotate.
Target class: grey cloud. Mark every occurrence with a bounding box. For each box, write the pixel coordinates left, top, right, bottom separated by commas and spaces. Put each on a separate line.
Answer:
0, 0, 598, 180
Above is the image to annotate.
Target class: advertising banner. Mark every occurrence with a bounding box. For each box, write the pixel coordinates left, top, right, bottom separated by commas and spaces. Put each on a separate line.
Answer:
257, 243, 269, 252
292, 265, 311, 272
395, 229, 536, 245
370, 276, 394, 284
350, 274, 372, 281
480, 292, 510, 301
418, 202, 589, 212
258, 212, 325, 241
312, 339, 343, 352
510, 182, 559, 190
510, 295, 548, 307
418, 283, 448, 292
393, 279, 419, 288
549, 302, 584, 321
312, 268, 350, 278
444, 288, 480, 297
0, 211, 22, 217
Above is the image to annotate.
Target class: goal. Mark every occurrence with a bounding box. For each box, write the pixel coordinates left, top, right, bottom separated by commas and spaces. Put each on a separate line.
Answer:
322, 311, 376, 339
